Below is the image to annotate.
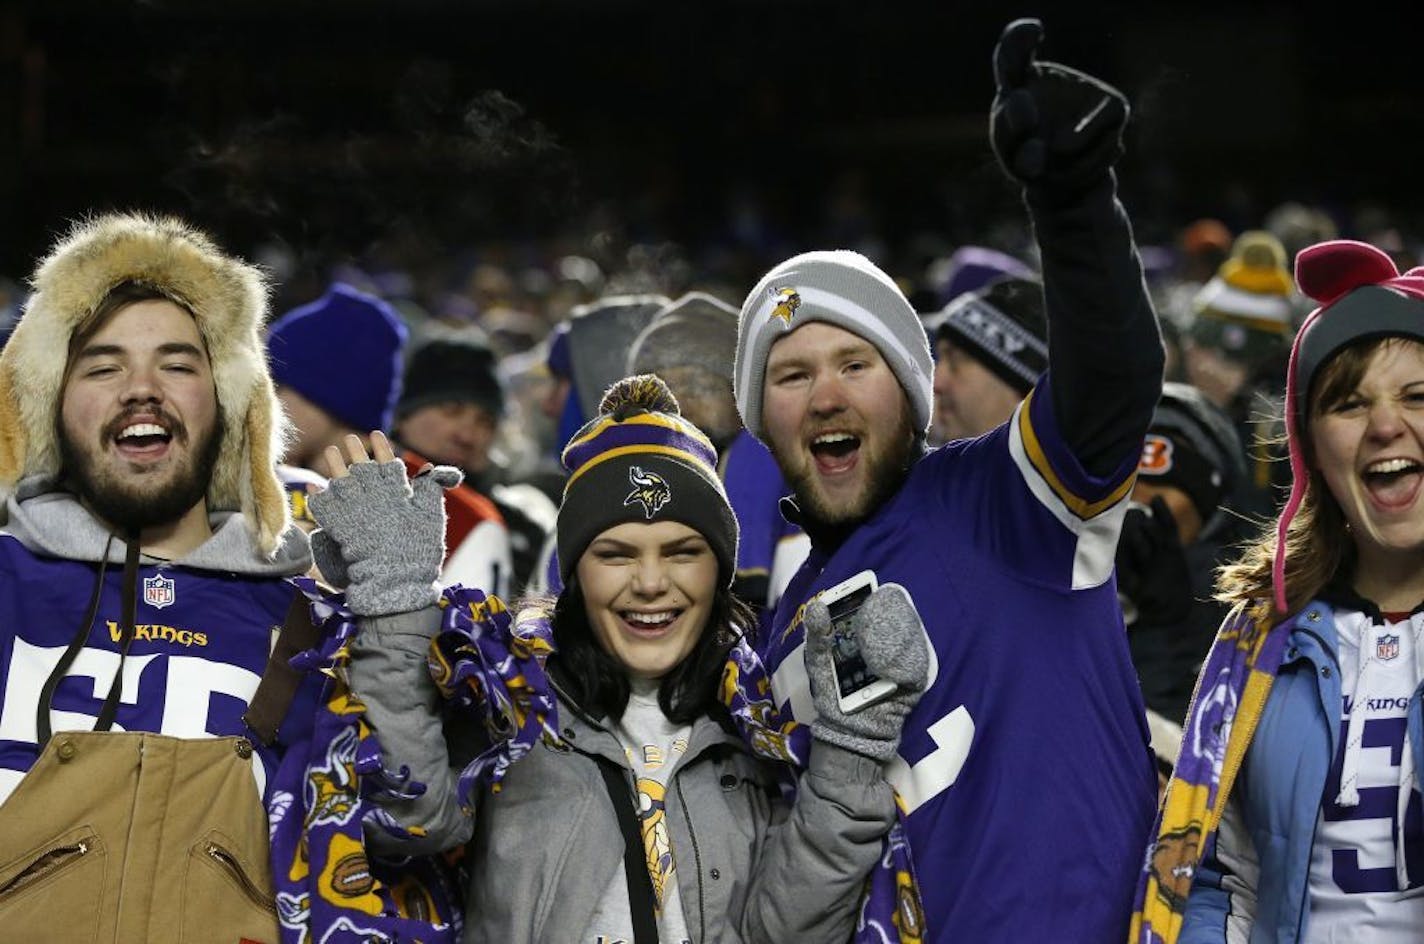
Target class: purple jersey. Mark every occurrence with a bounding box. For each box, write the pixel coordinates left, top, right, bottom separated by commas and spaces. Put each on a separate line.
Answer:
763, 381, 1156, 942
0, 534, 298, 803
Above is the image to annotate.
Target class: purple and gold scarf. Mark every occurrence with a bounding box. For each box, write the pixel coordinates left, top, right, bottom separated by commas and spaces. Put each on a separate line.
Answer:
1128, 604, 1293, 944
268, 578, 463, 943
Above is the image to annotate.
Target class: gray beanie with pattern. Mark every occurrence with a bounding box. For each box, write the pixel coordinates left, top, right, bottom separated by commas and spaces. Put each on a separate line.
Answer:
733, 250, 934, 440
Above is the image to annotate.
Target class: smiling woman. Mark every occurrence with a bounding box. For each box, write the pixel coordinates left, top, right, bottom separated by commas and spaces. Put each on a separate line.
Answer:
1136, 240, 1424, 943
310, 372, 919, 944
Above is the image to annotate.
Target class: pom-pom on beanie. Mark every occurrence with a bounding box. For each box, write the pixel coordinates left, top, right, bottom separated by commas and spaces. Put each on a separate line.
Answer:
1191, 231, 1295, 367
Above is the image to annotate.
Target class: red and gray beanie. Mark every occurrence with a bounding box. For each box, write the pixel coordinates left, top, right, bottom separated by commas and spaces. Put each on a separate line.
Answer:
557, 374, 739, 586
733, 250, 934, 441
1272, 240, 1424, 612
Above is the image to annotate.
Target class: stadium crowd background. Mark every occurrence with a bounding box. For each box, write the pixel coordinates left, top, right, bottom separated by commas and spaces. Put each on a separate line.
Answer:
1, 0, 1417, 494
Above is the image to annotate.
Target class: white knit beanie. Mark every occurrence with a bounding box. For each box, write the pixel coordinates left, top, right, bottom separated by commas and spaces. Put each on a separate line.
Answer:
733, 250, 933, 440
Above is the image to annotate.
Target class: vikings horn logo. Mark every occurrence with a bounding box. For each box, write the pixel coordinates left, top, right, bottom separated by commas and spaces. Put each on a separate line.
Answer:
768, 286, 801, 325
625, 466, 672, 518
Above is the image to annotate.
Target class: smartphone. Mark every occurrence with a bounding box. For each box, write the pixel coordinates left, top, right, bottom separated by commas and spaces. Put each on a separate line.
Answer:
819, 570, 898, 714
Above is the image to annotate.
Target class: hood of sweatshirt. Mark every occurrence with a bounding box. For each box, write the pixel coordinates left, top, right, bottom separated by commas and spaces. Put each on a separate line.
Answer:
3, 473, 311, 576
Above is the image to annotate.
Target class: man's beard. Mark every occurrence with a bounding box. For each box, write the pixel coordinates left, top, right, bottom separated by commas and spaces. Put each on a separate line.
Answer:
59, 408, 223, 536
773, 414, 918, 532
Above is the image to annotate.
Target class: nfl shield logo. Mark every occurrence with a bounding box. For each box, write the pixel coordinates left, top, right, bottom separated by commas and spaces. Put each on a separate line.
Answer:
1377, 633, 1400, 662
143, 573, 175, 609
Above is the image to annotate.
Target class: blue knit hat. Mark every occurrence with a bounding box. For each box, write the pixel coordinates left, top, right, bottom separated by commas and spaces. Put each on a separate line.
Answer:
267, 282, 408, 433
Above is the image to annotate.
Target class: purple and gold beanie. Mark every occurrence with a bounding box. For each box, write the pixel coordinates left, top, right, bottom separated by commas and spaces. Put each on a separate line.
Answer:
557, 375, 739, 585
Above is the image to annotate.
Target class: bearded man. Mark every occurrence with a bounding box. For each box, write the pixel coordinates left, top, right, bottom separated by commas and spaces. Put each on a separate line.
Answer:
0, 214, 454, 942
732, 20, 1163, 942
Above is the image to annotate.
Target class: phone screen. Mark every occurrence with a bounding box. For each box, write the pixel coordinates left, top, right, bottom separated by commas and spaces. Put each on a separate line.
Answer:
828, 585, 879, 698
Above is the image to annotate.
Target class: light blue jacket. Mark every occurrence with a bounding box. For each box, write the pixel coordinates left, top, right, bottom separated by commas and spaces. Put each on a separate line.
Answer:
1181, 600, 1424, 943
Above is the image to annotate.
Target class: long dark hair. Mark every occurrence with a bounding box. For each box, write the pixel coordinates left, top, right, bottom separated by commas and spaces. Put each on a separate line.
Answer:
535, 577, 757, 726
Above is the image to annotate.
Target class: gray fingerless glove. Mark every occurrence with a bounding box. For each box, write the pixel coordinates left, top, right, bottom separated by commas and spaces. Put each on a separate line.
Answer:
307, 460, 462, 616
804, 583, 930, 762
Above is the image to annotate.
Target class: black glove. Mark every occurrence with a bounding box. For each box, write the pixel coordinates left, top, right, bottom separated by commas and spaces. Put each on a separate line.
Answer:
804, 584, 930, 762
1115, 495, 1194, 626
308, 461, 462, 615
990, 18, 1130, 193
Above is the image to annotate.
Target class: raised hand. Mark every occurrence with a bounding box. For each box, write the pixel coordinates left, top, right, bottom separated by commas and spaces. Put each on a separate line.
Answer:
308, 430, 462, 615
990, 18, 1129, 192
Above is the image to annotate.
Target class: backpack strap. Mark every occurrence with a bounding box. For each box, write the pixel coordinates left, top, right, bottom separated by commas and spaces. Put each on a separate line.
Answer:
242, 588, 323, 747
594, 756, 659, 944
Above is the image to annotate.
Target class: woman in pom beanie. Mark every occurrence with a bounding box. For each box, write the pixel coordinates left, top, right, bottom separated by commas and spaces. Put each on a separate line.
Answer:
313, 373, 929, 943
1132, 240, 1424, 943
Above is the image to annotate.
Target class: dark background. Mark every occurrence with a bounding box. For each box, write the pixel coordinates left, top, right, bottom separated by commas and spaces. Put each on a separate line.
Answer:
0, 0, 1415, 282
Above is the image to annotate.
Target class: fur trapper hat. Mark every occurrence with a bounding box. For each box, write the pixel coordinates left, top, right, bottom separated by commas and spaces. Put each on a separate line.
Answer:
0, 212, 290, 555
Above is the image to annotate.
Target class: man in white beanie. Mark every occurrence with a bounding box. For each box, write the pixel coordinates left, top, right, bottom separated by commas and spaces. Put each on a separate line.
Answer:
734, 20, 1162, 942
0, 214, 455, 941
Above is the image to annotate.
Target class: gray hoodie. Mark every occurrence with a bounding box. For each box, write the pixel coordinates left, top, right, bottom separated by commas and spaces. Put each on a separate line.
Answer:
4, 474, 311, 574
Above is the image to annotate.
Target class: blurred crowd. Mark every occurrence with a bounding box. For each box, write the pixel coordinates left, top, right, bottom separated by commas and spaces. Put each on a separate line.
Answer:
3, 195, 1417, 769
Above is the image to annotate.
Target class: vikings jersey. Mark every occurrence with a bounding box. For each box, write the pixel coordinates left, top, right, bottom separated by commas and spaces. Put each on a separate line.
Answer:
0, 535, 297, 805
762, 380, 1157, 943
720, 429, 810, 611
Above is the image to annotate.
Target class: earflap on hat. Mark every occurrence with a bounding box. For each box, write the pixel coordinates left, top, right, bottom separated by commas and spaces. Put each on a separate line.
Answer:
0, 213, 290, 555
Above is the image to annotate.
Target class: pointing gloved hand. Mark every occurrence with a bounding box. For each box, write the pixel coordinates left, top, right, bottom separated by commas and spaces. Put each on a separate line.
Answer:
1115, 495, 1194, 627
803, 583, 930, 762
990, 18, 1130, 192
308, 431, 462, 616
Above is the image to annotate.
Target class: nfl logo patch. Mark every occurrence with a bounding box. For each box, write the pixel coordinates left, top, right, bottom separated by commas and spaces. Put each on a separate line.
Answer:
142, 573, 175, 609
1377, 633, 1400, 662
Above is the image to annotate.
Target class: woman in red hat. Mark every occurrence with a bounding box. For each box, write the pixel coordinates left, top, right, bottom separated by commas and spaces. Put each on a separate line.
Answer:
1132, 240, 1424, 943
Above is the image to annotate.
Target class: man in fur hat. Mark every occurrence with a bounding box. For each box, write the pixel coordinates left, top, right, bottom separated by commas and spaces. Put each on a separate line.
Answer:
0, 214, 455, 941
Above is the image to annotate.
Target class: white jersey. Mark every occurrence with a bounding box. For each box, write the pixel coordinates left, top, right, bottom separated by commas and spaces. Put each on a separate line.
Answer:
1307, 608, 1424, 942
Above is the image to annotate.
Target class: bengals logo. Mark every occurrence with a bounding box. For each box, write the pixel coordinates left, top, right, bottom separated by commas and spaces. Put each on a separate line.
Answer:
1138, 433, 1175, 476
1149, 822, 1203, 913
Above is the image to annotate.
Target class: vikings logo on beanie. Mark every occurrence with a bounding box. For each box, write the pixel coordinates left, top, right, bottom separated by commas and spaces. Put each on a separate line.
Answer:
556, 375, 739, 585
1190, 231, 1295, 367
733, 250, 934, 441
